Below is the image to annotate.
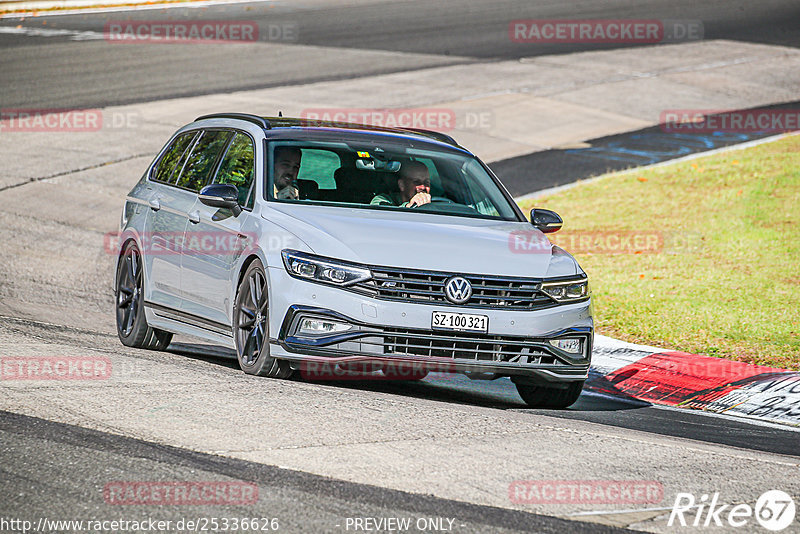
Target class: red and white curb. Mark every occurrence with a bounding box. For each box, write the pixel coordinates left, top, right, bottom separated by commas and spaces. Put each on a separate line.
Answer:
589, 335, 800, 428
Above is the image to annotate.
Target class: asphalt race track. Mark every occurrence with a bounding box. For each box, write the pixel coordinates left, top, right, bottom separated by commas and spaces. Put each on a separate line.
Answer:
1, 411, 620, 534
1, 1, 799, 532
491, 100, 800, 196
1, 0, 800, 109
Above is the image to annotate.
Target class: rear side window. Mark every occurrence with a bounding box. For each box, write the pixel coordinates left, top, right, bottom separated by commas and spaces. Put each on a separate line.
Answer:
213, 132, 255, 208
296, 149, 339, 190
175, 130, 233, 192
152, 131, 197, 184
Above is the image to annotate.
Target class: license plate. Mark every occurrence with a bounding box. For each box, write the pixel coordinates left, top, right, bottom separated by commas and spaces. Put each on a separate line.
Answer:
431, 311, 488, 333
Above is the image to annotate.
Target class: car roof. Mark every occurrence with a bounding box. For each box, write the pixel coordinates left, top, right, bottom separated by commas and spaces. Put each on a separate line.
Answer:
194, 113, 467, 152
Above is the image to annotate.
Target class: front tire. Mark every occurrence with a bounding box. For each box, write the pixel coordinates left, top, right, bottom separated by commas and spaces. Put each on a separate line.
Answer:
233, 260, 292, 378
115, 242, 172, 350
515, 381, 584, 408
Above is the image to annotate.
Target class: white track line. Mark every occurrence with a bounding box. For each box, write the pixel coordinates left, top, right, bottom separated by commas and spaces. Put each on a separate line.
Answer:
568, 505, 675, 517
0, 25, 104, 38
0, 0, 267, 19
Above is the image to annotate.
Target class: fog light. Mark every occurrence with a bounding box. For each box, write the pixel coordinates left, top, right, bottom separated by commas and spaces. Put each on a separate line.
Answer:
298, 317, 352, 335
549, 338, 583, 354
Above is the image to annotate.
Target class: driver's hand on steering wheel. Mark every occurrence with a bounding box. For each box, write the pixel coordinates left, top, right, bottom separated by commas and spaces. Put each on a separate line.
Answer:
406, 191, 431, 208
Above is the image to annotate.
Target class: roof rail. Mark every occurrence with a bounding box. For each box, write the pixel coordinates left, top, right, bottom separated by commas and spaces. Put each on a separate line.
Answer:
403, 128, 459, 147
197, 115, 460, 147
260, 116, 461, 147
194, 113, 271, 129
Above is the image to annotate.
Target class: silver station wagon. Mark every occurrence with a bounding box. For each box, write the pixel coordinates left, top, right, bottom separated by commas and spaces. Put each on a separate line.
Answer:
114, 114, 592, 408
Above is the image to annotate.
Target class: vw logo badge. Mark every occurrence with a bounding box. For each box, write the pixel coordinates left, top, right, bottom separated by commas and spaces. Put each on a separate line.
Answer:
444, 276, 472, 304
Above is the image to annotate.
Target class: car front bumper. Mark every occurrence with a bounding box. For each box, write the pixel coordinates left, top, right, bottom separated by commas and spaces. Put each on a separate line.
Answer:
266, 266, 593, 384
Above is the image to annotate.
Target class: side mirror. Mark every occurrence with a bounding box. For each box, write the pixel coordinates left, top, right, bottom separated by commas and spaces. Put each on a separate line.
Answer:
530, 208, 562, 233
199, 184, 242, 216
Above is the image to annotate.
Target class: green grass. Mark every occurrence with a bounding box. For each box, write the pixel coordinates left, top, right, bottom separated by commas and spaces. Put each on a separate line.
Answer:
518, 135, 800, 370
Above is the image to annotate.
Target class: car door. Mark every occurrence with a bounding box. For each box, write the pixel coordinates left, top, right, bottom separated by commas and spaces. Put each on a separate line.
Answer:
142, 130, 199, 311
180, 131, 256, 329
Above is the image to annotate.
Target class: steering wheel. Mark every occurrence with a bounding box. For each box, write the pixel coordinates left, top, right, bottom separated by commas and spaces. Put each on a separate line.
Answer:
409, 196, 453, 207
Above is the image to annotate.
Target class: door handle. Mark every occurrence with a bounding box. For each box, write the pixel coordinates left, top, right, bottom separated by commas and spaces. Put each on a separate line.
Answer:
188, 210, 200, 224
148, 198, 161, 211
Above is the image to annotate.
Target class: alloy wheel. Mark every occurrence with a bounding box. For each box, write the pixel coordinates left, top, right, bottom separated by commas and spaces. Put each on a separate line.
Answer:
236, 269, 268, 365
116, 247, 141, 337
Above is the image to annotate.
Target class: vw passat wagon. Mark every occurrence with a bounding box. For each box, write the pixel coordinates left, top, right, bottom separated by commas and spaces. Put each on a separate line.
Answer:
115, 114, 592, 408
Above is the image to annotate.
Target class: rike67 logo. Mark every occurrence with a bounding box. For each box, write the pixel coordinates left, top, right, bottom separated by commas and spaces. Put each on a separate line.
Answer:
669, 490, 796, 531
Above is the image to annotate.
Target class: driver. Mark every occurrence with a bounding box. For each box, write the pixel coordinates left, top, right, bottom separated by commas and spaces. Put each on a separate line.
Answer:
273, 146, 302, 200
370, 160, 431, 208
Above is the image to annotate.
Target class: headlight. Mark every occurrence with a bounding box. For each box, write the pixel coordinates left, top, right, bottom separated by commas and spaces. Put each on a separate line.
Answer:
541, 277, 589, 303
282, 250, 372, 287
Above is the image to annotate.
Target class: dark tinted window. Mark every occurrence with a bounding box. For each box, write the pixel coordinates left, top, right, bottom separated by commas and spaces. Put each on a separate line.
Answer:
213, 132, 255, 207
175, 130, 232, 192
152, 131, 197, 184
296, 149, 339, 189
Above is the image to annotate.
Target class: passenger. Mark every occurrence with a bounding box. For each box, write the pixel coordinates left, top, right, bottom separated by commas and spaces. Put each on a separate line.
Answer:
273, 146, 302, 200
370, 160, 431, 208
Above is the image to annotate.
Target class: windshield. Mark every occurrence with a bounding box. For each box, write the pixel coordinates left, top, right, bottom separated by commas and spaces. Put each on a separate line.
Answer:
266, 141, 521, 221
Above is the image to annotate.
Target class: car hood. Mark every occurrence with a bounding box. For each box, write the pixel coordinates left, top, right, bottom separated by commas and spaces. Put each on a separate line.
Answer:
263, 203, 580, 278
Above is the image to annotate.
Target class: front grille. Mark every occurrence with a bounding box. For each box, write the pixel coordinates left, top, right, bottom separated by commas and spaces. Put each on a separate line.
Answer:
382, 328, 560, 362
353, 267, 555, 310
324, 328, 569, 364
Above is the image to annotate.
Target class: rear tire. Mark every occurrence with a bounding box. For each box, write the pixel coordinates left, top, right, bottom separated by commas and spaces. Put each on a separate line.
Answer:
115, 242, 172, 350
515, 380, 584, 408
233, 260, 292, 378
